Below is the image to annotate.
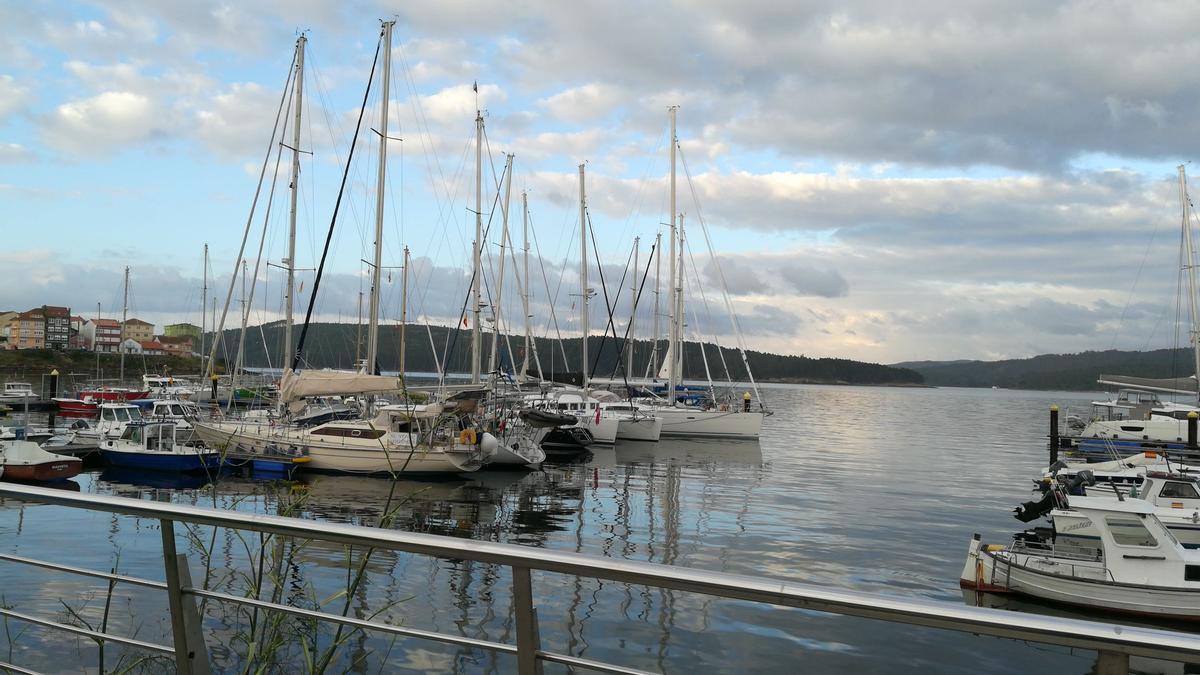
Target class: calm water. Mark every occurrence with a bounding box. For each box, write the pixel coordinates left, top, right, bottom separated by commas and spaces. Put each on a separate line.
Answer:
0, 384, 1187, 673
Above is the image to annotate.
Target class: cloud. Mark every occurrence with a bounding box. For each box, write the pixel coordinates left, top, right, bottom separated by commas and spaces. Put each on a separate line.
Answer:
0, 75, 30, 121
41, 91, 174, 155
0, 144, 33, 163
538, 83, 624, 122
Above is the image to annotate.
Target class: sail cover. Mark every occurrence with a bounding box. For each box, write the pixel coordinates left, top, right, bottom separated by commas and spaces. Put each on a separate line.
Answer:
279, 368, 403, 403
1097, 373, 1199, 396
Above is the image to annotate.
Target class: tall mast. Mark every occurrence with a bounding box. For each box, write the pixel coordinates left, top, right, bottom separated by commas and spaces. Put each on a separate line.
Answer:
366, 21, 393, 374
521, 190, 532, 380
579, 163, 589, 390
471, 99, 484, 383
489, 154, 514, 376
284, 35, 305, 368
200, 243, 208, 376
399, 247, 409, 377
628, 236, 639, 376
355, 291, 363, 368
1180, 165, 1200, 401
95, 301, 100, 380
649, 230, 662, 378
675, 213, 685, 382
119, 265, 129, 381
666, 106, 679, 395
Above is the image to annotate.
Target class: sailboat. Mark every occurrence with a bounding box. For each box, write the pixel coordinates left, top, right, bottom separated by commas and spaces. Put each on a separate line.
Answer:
192, 26, 498, 475
1075, 166, 1200, 452
632, 108, 764, 439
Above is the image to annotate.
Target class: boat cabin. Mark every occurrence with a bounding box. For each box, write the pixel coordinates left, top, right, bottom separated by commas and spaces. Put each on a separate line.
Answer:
120, 422, 180, 452
1, 382, 36, 398
1090, 389, 1164, 422
148, 400, 199, 420
1133, 473, 1200, 509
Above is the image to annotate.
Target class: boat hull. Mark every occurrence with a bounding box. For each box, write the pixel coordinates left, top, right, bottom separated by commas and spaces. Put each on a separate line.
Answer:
1, 458, 82, 482
53, 398, 98, 413
960, 537, 1200, 619
576, 417, 619, 444
615, 416, 662, 442
651, 408, 763, 439
100, 449, 220, 472
192, 421, 481, 474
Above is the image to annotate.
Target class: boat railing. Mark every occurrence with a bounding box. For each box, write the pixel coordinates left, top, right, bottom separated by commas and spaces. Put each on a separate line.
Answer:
1010, 538, 1104, 562
1, 482, 1199, 675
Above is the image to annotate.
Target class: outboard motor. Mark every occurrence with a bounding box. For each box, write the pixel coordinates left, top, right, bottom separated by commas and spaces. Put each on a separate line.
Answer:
1014, 491, 1058, 523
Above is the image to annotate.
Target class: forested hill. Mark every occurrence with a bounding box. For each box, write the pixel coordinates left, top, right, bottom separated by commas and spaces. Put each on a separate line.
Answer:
898, 348, 1198, 390
209, 322, 923, 386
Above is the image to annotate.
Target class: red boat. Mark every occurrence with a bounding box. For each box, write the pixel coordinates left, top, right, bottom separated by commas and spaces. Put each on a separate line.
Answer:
53, 397, 99, 413
0, 440, 83, 482
76, 388, 150, 403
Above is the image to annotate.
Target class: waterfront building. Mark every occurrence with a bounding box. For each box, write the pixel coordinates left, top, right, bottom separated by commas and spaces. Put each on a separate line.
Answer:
163, 323, 201, 340
0, 311, 17, 348
155, 334, 194, 357
10, 308, 45, 349
119, 338, 143, 354
68, 315, 85, 350
122, 318, 154, 343
139, 340, 166, 356
82, 318, 122, 352
41, 305, 71, 350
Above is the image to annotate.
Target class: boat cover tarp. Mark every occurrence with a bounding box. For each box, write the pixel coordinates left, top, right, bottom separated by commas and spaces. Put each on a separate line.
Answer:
1097, 373, 1199, 396
280, 369, 403, 406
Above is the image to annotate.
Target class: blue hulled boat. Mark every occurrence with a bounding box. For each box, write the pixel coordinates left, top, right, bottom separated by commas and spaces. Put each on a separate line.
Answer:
100, 422, 220, 472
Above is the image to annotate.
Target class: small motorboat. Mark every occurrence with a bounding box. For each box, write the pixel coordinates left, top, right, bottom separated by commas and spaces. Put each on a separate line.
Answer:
0, 439, 83, 482
53, 396, 100, 414
962, 495, 1200, 619
0, 382, 37, 405
100, 421, 221, 472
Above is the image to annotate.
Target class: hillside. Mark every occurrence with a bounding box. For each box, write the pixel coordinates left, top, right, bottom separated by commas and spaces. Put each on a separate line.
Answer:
899, 348, 1198, 390
208, 322, 924, 386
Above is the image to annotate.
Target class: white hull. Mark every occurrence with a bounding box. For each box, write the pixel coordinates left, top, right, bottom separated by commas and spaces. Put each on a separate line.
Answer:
193, 421, 482, 474
615, 416, 662, 442
1055, 510, 1200, 549
576, 416, 618, 444
961, 538, 1200, 619
648, 406, 763, 439
1080, 417, 1189, 443
488, 440, 545, 467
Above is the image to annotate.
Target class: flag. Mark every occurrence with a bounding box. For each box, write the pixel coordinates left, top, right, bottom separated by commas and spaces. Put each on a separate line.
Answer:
594, 405, 601, 425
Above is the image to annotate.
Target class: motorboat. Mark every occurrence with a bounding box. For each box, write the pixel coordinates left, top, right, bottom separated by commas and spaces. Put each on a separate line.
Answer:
1055, 472, 1200, 549
0, 439, 82, 481
99, 422, 220, 472
140, 399, 201, 432
74, 403, 144, 441
0, 382, 37, 405
75, 386, 150, 403
962, 496, 1200, 619
142, 374, 196, 400
193, 403, 496, 475
53, 396, 100, 414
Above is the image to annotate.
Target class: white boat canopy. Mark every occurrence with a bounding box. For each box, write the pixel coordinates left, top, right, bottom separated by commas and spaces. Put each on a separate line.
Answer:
280, 369, 404, 408
1097, 373, 1198, 396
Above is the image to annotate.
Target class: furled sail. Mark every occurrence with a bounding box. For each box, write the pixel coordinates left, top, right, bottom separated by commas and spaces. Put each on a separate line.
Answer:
1097, 373, 1199, 396
279, 368, 403, 404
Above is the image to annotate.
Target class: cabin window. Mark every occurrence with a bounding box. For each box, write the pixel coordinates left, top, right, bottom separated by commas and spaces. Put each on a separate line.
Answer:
1105, 516, 1158, 547
310, 427, 386, 440
171, 405, 185, 416
102, 409, 116, 421
1161, 482, 1200, 499
1187, 565, 1200, 582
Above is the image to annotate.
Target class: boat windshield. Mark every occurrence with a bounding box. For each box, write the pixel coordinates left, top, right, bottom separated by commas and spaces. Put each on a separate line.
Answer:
1105, 516, 1158, 547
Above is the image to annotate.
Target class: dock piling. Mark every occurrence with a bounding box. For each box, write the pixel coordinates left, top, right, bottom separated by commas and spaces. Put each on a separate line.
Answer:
1049, 405, 1059, 466
1189, 412, 1198, 450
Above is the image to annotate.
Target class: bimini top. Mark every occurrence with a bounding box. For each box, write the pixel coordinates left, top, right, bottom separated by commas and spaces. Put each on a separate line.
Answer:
1065, 495, 1156, 515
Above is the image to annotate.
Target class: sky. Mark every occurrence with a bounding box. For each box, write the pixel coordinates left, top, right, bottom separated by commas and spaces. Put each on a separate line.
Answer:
3, 1, 1200, 366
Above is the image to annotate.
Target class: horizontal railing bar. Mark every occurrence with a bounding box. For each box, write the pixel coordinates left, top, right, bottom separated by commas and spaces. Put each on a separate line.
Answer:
4, 483, 1200, 663
0, 553, 167, 591
0, 607, 174, 655
0, 659, 43, 675
183, 586, 518, 655
536, 651, 658, 675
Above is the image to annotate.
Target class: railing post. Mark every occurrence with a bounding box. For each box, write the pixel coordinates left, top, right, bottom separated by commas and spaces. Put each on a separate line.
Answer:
160, 519, 210, 675
1095, 650, 1129, 675
512, 565, 543, 675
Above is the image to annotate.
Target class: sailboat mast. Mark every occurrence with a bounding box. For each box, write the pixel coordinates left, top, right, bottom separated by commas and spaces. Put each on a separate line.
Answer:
366, 21, 393, 374
628, 237, 639, 376
521, 190, 531, 380
200, 243, 208, 377
284, 35, 305, 367
579, 163, 589, 390
1180, 165, 1200, 402
666, 106, 679, 395
649, 230, 662, 378
489, 154, 514, 376
675, 213, 685, 381
471, 104, 484, 384
400, 246, 409, 377
119, 265, 129, 381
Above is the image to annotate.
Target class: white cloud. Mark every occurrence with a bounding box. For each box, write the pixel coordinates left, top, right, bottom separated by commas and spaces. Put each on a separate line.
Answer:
538, 83, 624, 122
42, 91, 173, 155
0, 144, 34, 163
0, 75, 30, 121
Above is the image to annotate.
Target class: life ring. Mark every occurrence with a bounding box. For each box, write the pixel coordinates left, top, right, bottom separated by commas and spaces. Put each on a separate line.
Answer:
459, 428, 477, 445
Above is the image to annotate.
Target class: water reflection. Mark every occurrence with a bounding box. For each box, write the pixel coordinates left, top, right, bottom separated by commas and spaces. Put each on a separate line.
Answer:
0, 386, 1181, 673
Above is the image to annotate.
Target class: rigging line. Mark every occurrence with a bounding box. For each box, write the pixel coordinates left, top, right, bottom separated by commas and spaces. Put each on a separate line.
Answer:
677, 144, 765, 409
292, 28, 383, 371
207, 47, 297, 378
607, 240, 659, 394
1111, 192, 1166, 350
528, 208, 570, 370
683, 236, 734, 384
585, 210, 634, 380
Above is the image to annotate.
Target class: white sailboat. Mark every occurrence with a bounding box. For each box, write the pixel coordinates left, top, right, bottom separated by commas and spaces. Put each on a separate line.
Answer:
633, 108, 764, 440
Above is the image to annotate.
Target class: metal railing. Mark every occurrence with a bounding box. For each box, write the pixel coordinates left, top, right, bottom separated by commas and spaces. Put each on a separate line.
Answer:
2, 483, 1200, 674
